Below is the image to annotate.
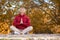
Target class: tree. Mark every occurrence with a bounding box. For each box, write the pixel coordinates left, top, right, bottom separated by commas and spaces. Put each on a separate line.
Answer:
0, 0, 60, 34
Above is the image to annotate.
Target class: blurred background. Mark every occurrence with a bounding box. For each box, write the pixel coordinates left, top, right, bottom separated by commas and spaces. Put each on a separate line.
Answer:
0, 0, 60, 34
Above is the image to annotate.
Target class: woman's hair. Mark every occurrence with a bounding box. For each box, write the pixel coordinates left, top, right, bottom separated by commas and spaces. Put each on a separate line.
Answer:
18, 7, 26, 13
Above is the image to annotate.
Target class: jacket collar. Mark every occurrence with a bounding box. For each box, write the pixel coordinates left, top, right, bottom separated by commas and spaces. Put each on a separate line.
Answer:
19, 13, 25, 17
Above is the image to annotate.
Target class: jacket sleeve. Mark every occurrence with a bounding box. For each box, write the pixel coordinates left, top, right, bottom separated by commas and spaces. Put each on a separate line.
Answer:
23, 17, 31, 27
13, 16, 20, 26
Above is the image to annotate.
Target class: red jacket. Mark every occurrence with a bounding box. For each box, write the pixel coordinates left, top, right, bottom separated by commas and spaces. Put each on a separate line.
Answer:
13, 14, 31, 30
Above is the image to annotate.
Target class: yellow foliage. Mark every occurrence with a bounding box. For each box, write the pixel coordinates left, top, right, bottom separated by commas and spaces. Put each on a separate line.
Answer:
0, 22, 10, 34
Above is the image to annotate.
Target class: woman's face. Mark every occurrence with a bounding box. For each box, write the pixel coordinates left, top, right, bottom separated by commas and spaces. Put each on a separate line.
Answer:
19, 8, 26, 15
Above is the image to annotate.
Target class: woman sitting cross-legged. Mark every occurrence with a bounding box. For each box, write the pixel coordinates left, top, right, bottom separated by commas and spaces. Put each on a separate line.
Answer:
10, 7, 33, 35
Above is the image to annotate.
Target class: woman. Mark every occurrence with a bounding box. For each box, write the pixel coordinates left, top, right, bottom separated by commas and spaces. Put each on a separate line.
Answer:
10, 7, 33, 35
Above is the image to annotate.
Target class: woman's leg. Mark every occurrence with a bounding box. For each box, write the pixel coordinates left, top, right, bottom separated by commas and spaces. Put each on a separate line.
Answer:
22, 26, 33, 34
10, 25, 21, 34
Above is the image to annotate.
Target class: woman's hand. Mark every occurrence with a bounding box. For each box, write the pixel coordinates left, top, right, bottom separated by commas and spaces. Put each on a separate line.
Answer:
20, 18, 23, 24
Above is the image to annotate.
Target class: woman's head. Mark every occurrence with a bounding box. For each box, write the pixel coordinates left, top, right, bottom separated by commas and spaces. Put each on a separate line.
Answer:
19, 7, 26, 15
